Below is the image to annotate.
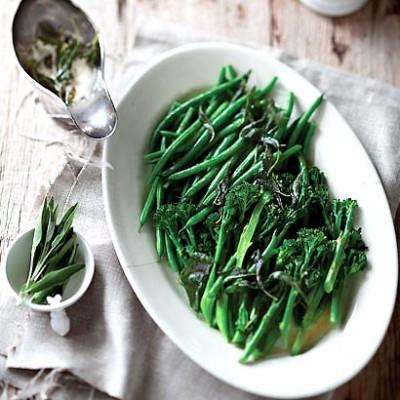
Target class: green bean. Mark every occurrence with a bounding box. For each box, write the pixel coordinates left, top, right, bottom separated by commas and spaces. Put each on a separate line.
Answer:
168, 138, 246, 181
231, 147, 259, 181
288, 94, 323, 148
227, 64, 238, 80
149, 126, 199, 182
155, 229, 165, 260
150, 75, 278, 179
169, 101, 181, 113
182, 135, 235, 198
217, 114, 245, 136
217, 66, 227, 84
177, 101, 221, 148
279, 116, 300, 145
180, 179, 192, 197
177, 107, 196, 134
140, 177, 160, 228
150, 98, 227, 182
165, 234, 180, 272
200, 160, 234, 206
206, 133, 237, 159
231, 160, 263, 187
272, 144, 302, 170
166, 104, 230, 172
301, 122, 316, 159
199, 131, 239, 164
183, 168, 220, 198
275, 92, 295, 141
257, 76, 278, 97
208, 100, 231, 122
160, 130, 179, 139
144, 149, 164, 161
201, 190, 218, 208
165, 99, 239, 174
171, 116, 244, 174
230, 144, 302, 187
183, 206, 214, 229
148, 72, 250, 151
209, 77, 277, 133
210, 77, 278, 143
155, 180, 165, 258
179, 135, 237, 199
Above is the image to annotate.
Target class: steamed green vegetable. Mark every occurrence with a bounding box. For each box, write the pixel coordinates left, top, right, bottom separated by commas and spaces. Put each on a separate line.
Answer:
21, 197, 84, 304
140, 66, 367, 363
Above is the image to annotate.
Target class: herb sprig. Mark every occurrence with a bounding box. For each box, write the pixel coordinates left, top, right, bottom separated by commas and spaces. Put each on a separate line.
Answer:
21, 197, 85, 305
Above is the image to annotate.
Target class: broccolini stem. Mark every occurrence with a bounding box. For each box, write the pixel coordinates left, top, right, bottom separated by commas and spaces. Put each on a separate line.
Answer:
330, 274, 345, 324
215, 292, 234, 341
324, 201, 357, 293
291, 283, 325, 355
235, 192, 273, 270
279, 286, 298, 349
249, 325, 281, 362
240, 297, 284, 363
200, 262, 218, 325
200, 254, 237, 326
232, 291, 250, 346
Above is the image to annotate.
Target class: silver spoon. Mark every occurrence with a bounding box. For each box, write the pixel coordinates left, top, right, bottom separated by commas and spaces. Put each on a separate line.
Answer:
12, 0, 117, 140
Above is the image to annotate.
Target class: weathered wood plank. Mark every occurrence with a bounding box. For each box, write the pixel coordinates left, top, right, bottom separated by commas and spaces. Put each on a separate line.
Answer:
137, 0, 400, 86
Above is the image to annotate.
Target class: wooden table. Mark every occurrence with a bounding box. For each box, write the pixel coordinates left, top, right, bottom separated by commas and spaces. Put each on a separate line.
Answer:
0, 0, 399, 399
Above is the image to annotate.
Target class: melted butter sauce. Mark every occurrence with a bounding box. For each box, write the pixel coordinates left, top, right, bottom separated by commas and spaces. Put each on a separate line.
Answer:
301, 307, 332, 351
271, 307, 333, 356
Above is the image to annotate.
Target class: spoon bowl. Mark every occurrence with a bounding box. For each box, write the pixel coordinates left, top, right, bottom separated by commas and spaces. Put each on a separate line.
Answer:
12, 0, 117, 140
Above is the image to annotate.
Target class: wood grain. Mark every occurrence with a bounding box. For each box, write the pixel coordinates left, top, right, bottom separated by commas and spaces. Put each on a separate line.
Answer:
1, 0, 399, 398
137, 0, 400, 86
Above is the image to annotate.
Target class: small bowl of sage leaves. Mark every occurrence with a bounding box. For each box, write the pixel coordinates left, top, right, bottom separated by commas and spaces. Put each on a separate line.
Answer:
4, 197, 95, 312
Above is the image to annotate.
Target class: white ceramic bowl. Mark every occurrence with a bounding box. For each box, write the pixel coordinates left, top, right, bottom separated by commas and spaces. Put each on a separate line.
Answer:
103, 42, 398, 398
4, 228, 95, 312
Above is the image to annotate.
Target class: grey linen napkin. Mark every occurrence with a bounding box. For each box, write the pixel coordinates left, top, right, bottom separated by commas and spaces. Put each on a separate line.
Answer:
1, 17, 399, 400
